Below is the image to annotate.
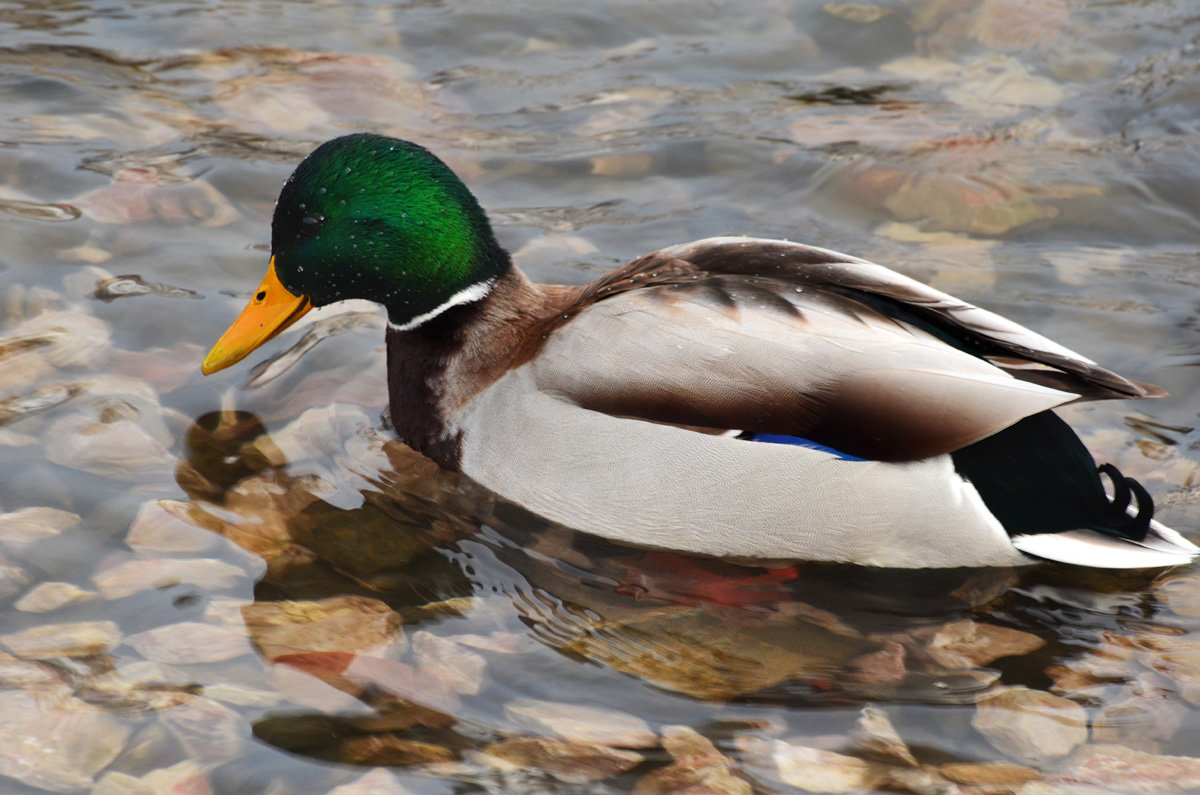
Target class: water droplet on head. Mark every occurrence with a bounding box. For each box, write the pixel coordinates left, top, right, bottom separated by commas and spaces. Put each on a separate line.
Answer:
318, 187, 327, 195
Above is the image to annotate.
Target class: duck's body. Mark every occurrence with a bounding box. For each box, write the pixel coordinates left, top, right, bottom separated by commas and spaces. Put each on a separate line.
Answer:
203, 134, 1198, 569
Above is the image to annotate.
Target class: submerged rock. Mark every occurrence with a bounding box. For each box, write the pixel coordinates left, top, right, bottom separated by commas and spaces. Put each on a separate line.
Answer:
1047, 631, 1140, 700
0, 197, 81, 223
242, 595, 404, 662
851, 707, 917, 767
634, 725, 751, 795
271, 651, 460, 715
412, 631, 487, 696
72, 169, 239, 227
0, 620, 122, 659
73, 661, 196, 714
93, 556, 250, 600
89, 274, 201, 302
0, 310, 111, 390
0, 689, 132, 793
556, 601, 872, 700
1158, 576, 1200, 619
505, 699, 658, 748
159, 695, 247, 764
939, 761, 1040, 786
34, 375, 176, 480
93, 760, 211, 795
1055, 743, 1200, 791
842, 639, 908, 688
0, 557, 31, 603
916, 619, 1046, 670
1090, 676, 1186, 752
125, 500, 218, 555
45, 411, 176, 483
126, 621, 254, 665
822, 2, 894, 24
945, 55, 1067, 118
971, 686, 1087, 766
14, 582, 99, 613
1137, 635, 1200, 709
0, 507, 81, 553
0, 651, 65, 690
480, 737, 643, 784
327, 767, 413, 795
200, 682, 280, 709
339, 735, 454, 767
742, 738, 887, 794
266, 662, 366, 714
175, 475, 307, 568
969, 0, 1067, 50
106, 344, 207, 394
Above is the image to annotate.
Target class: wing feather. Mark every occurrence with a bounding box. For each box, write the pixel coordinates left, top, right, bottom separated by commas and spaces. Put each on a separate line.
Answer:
662, 238, 1161, 399
529, 237, 1160, 462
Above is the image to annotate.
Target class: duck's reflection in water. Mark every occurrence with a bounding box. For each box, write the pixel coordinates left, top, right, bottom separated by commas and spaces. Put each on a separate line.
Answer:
178, 409, 1170, 770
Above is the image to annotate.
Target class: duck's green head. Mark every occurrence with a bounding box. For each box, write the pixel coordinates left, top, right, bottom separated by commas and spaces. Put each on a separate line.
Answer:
202, 134, 509, 374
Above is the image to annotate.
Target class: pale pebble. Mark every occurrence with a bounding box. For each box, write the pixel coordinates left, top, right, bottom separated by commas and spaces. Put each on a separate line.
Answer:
0, 507, 81, 553
972, 686, 1087, 765
15, 581, 99, 613
1, 620, 122, 659
93, 557, 248, 600
505, 698, 657, 748
126, 621, 255, 665
0, 689, 133, 792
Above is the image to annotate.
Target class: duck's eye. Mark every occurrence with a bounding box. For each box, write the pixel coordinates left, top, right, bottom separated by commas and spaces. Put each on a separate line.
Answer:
298, 214, 324, 237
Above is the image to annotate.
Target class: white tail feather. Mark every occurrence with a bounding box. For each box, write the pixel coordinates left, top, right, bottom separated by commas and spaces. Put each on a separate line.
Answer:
1012, 523, 1198, 569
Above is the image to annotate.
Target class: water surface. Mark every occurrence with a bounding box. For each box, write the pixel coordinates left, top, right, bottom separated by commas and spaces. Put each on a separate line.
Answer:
2, 1, 1200, 792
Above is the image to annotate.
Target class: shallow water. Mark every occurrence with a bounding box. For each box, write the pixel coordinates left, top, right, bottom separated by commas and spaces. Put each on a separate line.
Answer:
2, 0, 1200, 792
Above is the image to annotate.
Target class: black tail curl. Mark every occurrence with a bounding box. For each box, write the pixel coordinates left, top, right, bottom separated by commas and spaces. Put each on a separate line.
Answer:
951, 411, 1158, 541
1096, 463, 1153, 542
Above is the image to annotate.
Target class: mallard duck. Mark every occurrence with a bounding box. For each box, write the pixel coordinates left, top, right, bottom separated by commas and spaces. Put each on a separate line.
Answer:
202, 133, 1198, 569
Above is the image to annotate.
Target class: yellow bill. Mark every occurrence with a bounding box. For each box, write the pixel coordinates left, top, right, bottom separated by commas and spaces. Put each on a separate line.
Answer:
202, 257, 312, 374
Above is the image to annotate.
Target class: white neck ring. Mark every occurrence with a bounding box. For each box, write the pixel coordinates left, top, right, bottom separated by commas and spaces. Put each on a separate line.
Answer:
388, 278, 495, 332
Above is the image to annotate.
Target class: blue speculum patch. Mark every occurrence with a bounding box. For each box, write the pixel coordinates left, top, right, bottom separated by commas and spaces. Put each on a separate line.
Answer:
738, 432, 866, 461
